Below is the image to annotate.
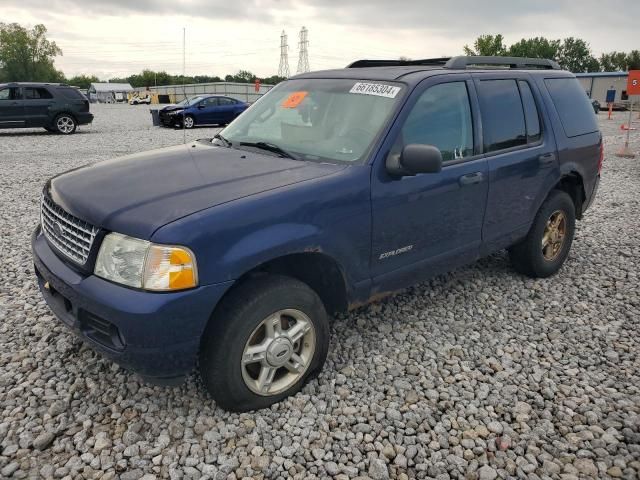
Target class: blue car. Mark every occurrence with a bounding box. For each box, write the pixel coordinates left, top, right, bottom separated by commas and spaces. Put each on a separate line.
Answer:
159, 95, 249, 128
33, 56, 601, 411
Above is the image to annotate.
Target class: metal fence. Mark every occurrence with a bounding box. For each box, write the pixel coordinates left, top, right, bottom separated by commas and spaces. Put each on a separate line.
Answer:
135, 82, 274, 103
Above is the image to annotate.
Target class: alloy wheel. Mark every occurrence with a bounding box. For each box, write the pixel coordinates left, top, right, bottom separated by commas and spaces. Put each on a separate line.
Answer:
542, 210, 567, 261
56, 116, 75, 134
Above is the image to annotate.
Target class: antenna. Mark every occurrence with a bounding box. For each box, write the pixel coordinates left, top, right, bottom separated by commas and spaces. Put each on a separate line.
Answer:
182, 27, 186, 144
296, 26, 310, 74
278, 30, 290, 78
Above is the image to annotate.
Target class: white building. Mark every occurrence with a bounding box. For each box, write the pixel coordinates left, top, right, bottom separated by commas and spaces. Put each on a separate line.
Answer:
88, 83, 134, 103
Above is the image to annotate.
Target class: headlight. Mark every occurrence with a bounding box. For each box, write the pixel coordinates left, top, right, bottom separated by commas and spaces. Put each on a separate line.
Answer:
95, 233, 197, 291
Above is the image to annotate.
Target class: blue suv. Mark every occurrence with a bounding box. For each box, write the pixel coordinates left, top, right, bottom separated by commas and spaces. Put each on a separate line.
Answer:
33, 56, 601, 411
159, 95, 249, 128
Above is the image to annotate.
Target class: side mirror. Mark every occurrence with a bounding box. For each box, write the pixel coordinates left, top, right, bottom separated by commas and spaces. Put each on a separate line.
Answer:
386, 144, 443, 177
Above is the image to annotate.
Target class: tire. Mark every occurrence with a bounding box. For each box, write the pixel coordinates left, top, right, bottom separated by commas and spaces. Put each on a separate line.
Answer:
54, 114, 77, 134
199, 274, 329, 412
509, 190, 576, 278
183, 115, 195, 129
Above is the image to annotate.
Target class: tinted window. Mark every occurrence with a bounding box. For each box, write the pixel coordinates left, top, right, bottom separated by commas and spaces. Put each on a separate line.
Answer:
477, 79, 527, 153
0, 87, 21, 100
24, 87, 53, 100
219, 97, 236, 106
545, 77, 598, 137
398, 82, 474, 162
57, 87, 86, 100
202, 97, 219, 107
518, 81, 541, 143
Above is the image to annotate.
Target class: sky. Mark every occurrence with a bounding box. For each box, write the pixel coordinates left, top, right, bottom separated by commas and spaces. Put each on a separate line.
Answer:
4, 0, 639, 80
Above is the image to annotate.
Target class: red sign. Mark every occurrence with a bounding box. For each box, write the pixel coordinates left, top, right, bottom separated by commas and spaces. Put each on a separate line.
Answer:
628, 70, 640, 96
254, 79, 261, 93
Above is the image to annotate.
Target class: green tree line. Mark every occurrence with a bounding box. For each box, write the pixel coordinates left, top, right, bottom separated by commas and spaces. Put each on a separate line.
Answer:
463, 34, 640, 72
0, 23, 286, 87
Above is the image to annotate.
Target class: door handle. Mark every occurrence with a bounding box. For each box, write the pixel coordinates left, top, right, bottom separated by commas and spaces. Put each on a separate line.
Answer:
538, 153, 556, 166
459, 172, 484, 186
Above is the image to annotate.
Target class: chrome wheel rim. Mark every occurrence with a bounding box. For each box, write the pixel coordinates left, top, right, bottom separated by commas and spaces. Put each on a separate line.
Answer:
241, 309, 316, 396
56, 116, 75, 133
184, 116, 194, 128
542, 210, 567, 261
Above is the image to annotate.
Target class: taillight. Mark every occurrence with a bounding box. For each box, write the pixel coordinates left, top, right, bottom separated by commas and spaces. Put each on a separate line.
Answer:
598, 143, 604, 174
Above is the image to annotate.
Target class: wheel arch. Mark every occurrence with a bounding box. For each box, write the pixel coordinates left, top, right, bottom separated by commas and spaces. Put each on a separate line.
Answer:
554, 170, 586, 219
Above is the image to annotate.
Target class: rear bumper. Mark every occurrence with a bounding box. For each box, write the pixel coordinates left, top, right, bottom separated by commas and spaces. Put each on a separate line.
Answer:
76, 112, 94, 125
32, 226, 233, 383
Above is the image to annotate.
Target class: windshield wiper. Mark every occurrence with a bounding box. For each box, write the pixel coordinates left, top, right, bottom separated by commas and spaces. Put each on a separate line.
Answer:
238, 141, 298, 160
212, 133, 232, 147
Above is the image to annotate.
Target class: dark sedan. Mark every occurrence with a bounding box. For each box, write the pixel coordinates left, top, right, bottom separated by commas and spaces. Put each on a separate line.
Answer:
159, 95, 249, 128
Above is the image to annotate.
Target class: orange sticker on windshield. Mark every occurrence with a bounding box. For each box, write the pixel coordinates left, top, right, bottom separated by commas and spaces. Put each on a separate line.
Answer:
281, 91, 308, 108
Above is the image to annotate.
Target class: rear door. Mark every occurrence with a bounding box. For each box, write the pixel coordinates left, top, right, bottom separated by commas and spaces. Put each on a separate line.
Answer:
370, 75, 489, 291
217, 97, 238, 123
23, 86, 55, 127
473, 73, 559, 253
0, 86, 25, 127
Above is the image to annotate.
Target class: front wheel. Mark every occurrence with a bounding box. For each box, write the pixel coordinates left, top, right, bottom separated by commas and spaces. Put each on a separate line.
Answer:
199, 275, 329, 412
509, 190, 576, 278
183, 115, 195, 129
54, 114, 77, 134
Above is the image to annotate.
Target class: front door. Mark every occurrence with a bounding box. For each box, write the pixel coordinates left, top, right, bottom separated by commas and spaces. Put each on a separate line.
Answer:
23, 86, 55, 127
0, 86, 25, 127
198, 97, 220, 124
370, 75, 489, 292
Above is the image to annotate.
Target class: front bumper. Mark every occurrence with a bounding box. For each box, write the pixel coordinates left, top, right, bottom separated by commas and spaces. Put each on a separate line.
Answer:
32, 226, 233, 383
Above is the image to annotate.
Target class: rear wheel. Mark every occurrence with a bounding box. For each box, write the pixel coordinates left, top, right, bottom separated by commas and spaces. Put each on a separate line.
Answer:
54, 114, 77, 134
199, 275, 329, 412
509, 190, 575, 278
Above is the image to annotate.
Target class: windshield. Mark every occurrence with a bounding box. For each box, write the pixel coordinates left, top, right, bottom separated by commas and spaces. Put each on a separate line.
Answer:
177, 96, 205, 107
220, 79, 404, 164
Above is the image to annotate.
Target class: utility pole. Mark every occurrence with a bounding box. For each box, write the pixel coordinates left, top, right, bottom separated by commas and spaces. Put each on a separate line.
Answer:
297, 26, 310, 74
278, 30, 290, 78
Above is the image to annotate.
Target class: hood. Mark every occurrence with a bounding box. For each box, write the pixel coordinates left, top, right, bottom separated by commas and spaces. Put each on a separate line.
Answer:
47, 143, 345, 239
160, 104, 184, 112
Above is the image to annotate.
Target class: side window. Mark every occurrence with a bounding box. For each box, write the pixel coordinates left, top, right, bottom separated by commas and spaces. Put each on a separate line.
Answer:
544, 77, 598, 137
24, 87, 54, 100
518, 81, 541, 143
477, 79, 527, 153
397, 82, 474, 162
219, 98, 236, 106
203, 97, 219, 107
0, 87, 21, 100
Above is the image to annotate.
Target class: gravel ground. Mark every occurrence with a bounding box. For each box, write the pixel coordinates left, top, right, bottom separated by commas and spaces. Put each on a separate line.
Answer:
0, 105, 639, 480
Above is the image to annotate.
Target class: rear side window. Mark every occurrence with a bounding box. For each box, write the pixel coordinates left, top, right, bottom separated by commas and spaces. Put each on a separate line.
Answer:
518, 81, 541, 143
477, 79, 527, 153
0, 87, 21, 100
544, 77, 598, 137
57, 87, 86, 100
24, 87, 53, 100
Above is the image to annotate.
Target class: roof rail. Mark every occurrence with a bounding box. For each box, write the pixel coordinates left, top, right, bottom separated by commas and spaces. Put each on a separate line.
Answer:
347, 56, 560, 70
445, 56, 561, 70
347, 58, 451, 68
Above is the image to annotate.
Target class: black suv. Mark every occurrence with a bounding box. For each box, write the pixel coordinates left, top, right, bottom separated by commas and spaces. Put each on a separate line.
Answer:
0, 82, 93, 134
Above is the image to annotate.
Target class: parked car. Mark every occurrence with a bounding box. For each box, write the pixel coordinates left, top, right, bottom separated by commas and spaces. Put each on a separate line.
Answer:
129, 92, 152, 105
33, 56, 601, 411
0, 82, 93, 134
159, 95, 249, 128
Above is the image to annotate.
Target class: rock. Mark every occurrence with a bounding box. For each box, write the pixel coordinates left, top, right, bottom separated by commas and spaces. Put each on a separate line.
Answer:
93, 432, 112, 452
478, 465, 498, 480
486, 421, 503, 434
33, 431, 56, 450
368, 458, 390, 480
574, 458, 598, 476
326, 461, 340, 476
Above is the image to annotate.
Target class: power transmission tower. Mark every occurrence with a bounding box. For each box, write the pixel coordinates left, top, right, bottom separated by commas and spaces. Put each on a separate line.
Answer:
278, 30, 290, 78
297, 26, 310, 74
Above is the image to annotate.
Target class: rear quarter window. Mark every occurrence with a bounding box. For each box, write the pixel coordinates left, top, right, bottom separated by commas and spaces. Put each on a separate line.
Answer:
544, 77, 598, 138
57, 87, 87, 101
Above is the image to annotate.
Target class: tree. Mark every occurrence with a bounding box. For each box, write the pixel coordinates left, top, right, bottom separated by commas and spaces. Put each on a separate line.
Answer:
463, 34, 507, 56
508, 37, 561, 60
599, 51, 628, 71
557, 37, 598, 72
0, 23, 64, 82
627, 50, 640, 70
67, 74, 100, 89
262, 75, 287, 85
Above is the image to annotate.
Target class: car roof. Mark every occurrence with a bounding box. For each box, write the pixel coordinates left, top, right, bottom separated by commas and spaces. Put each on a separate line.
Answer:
0, 82, 67, 87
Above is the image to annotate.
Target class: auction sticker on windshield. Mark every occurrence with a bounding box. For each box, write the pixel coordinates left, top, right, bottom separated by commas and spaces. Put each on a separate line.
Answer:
350, 82, 401, 98
282, 91, 308, 108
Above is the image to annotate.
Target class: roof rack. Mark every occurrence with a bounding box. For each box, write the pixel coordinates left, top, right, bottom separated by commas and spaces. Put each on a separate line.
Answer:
347, 58, 451, 68
347, 56, 560, 70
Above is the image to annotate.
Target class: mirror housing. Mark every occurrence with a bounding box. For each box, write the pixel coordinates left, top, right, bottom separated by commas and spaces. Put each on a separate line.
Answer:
386, 144, 443, 177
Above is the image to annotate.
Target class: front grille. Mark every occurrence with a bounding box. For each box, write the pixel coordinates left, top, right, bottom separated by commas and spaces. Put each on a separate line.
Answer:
41, 195, 99, 265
